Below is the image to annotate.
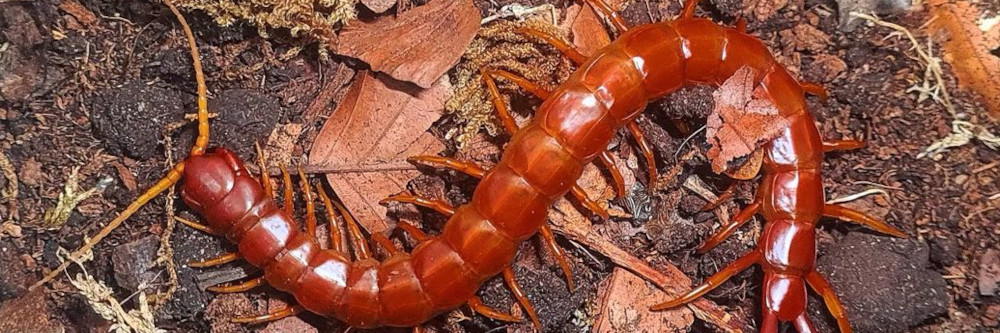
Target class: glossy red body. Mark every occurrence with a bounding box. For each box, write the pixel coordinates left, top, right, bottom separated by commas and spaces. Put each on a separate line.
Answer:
179, 17, 825, 329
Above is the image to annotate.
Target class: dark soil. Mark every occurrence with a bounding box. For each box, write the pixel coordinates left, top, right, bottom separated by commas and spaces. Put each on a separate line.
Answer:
0, 0, 998, 332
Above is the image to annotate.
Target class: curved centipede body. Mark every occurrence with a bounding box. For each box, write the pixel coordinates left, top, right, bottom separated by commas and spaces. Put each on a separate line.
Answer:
34, 0, 909, 331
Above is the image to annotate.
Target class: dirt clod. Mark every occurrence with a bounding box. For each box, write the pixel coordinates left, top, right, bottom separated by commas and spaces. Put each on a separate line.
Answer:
90, 82, 187, 160
0, 289, 63, 333
815, 232, 949, 333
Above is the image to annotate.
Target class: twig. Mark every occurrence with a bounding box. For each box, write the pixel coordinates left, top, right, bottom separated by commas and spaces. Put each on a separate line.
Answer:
826, 188, 891, 204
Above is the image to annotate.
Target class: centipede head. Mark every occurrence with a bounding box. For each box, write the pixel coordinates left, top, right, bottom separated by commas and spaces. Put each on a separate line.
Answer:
180, 147, 247, 211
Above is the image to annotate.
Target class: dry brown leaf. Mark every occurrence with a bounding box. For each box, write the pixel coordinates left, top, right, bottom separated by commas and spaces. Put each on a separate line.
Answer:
336, 0, 481, 88
309, 71, 448, 234
567, 3, 612, 56
926, 0, 1000, 118
594, 267, 695, 332
743, 0, 788, 21
706, 66, 789, 174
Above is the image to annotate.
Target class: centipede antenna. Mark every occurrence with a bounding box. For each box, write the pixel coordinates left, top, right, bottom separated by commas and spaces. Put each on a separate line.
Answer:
30, 0, 199, 290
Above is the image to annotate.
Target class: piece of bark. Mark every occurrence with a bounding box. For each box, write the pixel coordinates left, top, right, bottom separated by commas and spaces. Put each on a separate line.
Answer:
926, 0, 1000, 118
336, 0, 481, 88
309, 71, 448, 234
567, 3, 612, 57
594, 267, 695, 332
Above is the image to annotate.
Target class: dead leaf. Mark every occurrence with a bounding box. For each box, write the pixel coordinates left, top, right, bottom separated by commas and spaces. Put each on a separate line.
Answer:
779, 24, 831, 53
111, 161, 137, 192
743, 0, 788, 21
926, 0, 1000, 118
594, 268, 695, 332
706, 66, 789, 174
566, 3, 612, 56
309, 71, 448, 234
361, 0, 396, 14
336, 0, 481, 88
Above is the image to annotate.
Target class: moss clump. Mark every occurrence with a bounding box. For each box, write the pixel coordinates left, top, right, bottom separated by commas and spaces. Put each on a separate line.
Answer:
173, 0, 356, 45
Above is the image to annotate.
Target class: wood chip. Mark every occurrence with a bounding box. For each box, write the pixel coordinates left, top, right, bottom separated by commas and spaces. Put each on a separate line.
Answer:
594, 267, 695, 332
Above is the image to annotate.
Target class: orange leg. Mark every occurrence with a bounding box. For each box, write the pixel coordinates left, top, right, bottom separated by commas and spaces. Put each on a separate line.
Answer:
539, 225, 575, 291
598, 152, 627, 198
801, 82, 830, 101
700, 183, 737, 212
295, 167, 318, 236
734, 16, 748, 32
696, 201, 761, 253
823, 204, 908, 238
316, 186, 346, 253
627, 121, 658, 193
380, 193, 457, 216
188, 252, 240, 268
795, 313, 818, 333
331, 198, 372, 260
806, 270, 852, 333
208, 276, 266, 293
279, 164, 293, 216
651, 250, 762, 310
468, 296, 523, 323
232, 304, 304, 324
175, 216, 218, 235
583, 0, 629, 32
372, 233, 401, 256
514, 27, 589, 65
503, 267, 541, 330
482, 68, 552, 99
823, 139, 865, 153
255, 142, 274, 198
398, 221, 429, 242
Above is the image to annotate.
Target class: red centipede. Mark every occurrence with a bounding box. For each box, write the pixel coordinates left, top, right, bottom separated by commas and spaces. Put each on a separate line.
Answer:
33, 0, 909, 331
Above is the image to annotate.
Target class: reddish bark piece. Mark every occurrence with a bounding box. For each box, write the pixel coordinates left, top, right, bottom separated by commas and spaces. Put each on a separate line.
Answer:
567, 3, 612, 56
336, 0, 481, 88
309, 71, 448, 234
706, 66, 789, 174
594, 267, 695, 332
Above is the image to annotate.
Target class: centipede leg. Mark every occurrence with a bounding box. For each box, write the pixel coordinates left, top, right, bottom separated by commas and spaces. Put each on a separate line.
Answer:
503, 267, 542, 329
208, 276, 265, 293
482, 68, 552, 99
627, 121, 657, 192
255, 142, 274, 198
760, 309, 779, 333
734, 16, 748, 32
380, 193, 457, 216
316, 187, 346, 253
583, 0, 629, 32
806, 270, 852, 333
823, 139, 866, 153
794, 313, 818, 333
232, 304, 304, 324
398, 221, 430, 242
650, 250, 762, 310
279, 164, 293, 216
696, 201, 761, 253
598, 152, 627, 198
295, 167, 317, 236
175, 216, 218, 235
372, 233, 401, 256
332, 198, 373, 260
539, 225, 575, 291
467, 296, 523, 323
188, 252, 240, 267
514, 27, 588, 65
700, 183, 737, 212
823, 204, 908, 238
680, 0, 702, 18
801, 82, 830, 101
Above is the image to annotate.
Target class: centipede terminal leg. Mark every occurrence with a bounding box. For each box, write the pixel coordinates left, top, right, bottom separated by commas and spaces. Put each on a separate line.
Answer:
503, 267, 541, 329
208, 276, 266, 293
188, 252, 241, 268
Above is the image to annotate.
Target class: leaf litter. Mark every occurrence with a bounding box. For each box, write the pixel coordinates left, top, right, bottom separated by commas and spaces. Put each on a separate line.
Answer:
706, 66, 789, 175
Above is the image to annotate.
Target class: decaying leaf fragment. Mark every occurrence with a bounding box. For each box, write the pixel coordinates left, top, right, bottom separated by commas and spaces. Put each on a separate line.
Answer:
566, 3, 612, 57
706, 66, 789, 174
926, 0, 1000, 118
337, 0, 481, 88
593, 268, 695, 332
309, 71, 448, 233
